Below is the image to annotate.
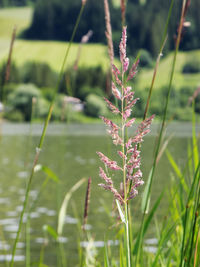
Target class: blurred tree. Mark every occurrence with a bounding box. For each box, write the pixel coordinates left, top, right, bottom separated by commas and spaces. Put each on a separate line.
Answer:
5, 0, 200, 56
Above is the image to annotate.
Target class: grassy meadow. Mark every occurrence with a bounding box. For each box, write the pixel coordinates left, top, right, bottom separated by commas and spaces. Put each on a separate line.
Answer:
0, 7, 110, 70
0, 7, 200, 90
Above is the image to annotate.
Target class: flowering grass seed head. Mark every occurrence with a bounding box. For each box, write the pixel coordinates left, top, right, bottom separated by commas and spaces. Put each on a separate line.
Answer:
97, 26, 154, 205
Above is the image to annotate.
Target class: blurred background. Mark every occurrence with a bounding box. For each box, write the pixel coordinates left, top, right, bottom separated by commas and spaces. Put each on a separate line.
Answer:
0, 1, 200, 266
0, 0, 200, 122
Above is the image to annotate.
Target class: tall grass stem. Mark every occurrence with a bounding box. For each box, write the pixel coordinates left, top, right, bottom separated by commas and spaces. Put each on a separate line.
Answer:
135, 0, 187, 265
9, 3, 86, 266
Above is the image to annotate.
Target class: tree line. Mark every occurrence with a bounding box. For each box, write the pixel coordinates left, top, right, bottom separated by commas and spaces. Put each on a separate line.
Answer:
1, 0, 200, 56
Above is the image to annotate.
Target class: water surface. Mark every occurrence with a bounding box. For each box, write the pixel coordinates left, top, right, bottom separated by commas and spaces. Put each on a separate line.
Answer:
0, 122, 196, 266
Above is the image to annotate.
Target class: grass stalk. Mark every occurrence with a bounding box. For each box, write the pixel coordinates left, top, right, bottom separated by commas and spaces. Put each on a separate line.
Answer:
179, 161, 200, 267
143, 0, 174, 120
186, 181, 200, 266
0, 226, 9, 267
9, 3, 86, 266
193, 228, 200, 267
135, 0, 187, 265
120, 0, 126, 27
25, 216, 31, 267
82, 177, 92, 231
104, 0, 114, 69
1, 26, 16, 103
121, 61, 131, 267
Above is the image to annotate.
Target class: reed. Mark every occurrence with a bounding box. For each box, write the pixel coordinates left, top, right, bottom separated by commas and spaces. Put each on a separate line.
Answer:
104, 0, 114, 68
82, 177, 92, 231
0, 26, 16, 103
97, 26, 154, 267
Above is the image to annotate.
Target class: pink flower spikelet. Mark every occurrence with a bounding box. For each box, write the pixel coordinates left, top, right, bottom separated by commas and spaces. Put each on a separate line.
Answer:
97, 26, 154, 204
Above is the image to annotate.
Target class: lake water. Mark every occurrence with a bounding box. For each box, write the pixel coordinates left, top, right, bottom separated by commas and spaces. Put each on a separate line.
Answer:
0, 122, 197, 266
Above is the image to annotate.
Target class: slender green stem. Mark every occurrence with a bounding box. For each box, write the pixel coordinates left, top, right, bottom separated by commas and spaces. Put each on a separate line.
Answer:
187, 180, 200, 266
25, 215, 31, 267
187, 211, 198, 266
10, 149, 40, 267
125, 205, 131, 267
179, 162, 200, 267
143, 36, 167, 120
179, 205, 189, 266
143, 0, 174, 120
194, 228, 200, 267
135, 0, 186, 265
121, 61, 131, 267
9, 4, 86, 266
38, 4, 85, 149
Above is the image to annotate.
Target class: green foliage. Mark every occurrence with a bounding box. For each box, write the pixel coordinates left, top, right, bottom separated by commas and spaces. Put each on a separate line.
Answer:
62, 66, 107, 99
0, 62, 21, 86
4, 109, 24, 121
78, 86, 105, 101
34, 97, 49, 119
139, 50, 154, 68
22, 0, 200, 56
0, 0, 27, 7
6, 83, 50, 121
132, 88, 148, 118
41, 87, 55, 102
7, 83, 40, 121
20, 61, 58, 87
84, 93, 107, 117
23, 0, 119, 43
182, 59, 200, 74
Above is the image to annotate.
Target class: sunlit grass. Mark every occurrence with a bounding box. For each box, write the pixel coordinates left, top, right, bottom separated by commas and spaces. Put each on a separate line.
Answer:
138, 50, 200, 90
0, 7, 32, 38
1, 40, 110, 71
0, 7, 200, 90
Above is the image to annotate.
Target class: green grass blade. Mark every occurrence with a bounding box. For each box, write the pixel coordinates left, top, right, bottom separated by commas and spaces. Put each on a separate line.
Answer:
187, 141, 193, 179
141, 168, 152, 213
192, 101, 199, 171
143, 191, 164, 236
57, 178, 86, 236
43, 224, 58, 241
135, 1, 188, 263
116, 199, 126, 224
104, 238, 110, 267
179, 161, 200, 266
166, 149, 188, 193
34, 164, 60, 183
120, 242, 125, 267
9, 4, 86, 265
134, 191, 164, 255
152, 222, 177, 267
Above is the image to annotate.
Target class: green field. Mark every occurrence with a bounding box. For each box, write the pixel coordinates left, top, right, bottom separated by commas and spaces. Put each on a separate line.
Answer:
0, 7, 111, 70
0, 7, 200, 91
1, 40, 111, 71
138, 50, 200, 90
